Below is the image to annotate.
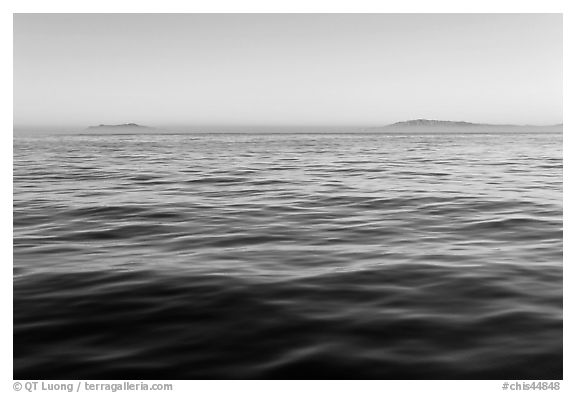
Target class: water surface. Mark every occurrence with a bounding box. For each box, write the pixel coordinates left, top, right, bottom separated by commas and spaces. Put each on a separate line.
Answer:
14, 133, 563, 379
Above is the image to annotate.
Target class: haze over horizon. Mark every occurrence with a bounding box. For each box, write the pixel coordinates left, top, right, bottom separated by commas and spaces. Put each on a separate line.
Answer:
14, 14, 562, 132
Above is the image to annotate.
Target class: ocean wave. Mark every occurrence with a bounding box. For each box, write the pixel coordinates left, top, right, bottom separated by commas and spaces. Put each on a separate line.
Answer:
14, 133, 563, 379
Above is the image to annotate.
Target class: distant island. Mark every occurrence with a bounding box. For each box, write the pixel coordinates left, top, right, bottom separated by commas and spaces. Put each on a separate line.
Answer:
389, 119, 487, 127
81, 123, 159, 134
370, 119, 562, 133
77, 120, 562, 134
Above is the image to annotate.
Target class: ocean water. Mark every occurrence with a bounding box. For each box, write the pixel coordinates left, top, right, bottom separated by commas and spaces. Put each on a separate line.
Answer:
13, 133, 563, 379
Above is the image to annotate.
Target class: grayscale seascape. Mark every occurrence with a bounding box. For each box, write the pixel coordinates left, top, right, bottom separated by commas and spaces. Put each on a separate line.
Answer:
14, 132, 562, 379
14, 13, 563, 381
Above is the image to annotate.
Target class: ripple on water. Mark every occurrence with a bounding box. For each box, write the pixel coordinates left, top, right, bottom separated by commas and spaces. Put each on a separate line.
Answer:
13, 133, 562, 379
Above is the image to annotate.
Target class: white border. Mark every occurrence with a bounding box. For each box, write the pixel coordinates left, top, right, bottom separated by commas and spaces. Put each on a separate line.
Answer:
4, 2, 572, 392
1, 0, 570, 13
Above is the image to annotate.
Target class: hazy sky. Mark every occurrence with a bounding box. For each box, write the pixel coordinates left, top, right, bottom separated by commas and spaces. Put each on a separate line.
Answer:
14, 13, 562, 129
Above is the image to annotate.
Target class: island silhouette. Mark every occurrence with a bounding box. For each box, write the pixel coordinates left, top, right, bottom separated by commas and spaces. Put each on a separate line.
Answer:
80, 120, 562, 134
83, 123, 157, 134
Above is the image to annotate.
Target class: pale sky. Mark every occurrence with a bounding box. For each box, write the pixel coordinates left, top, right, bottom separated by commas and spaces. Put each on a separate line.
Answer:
14, 13, 562, 130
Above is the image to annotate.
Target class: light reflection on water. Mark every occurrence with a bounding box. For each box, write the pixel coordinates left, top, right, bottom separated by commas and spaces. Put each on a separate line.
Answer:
14, 133, 562, 379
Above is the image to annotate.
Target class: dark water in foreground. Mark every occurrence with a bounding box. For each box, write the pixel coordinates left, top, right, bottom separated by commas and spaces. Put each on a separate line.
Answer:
14, 133, 562, 379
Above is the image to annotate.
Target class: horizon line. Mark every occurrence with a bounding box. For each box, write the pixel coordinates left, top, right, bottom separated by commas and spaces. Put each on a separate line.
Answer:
13, 119, 564, 131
